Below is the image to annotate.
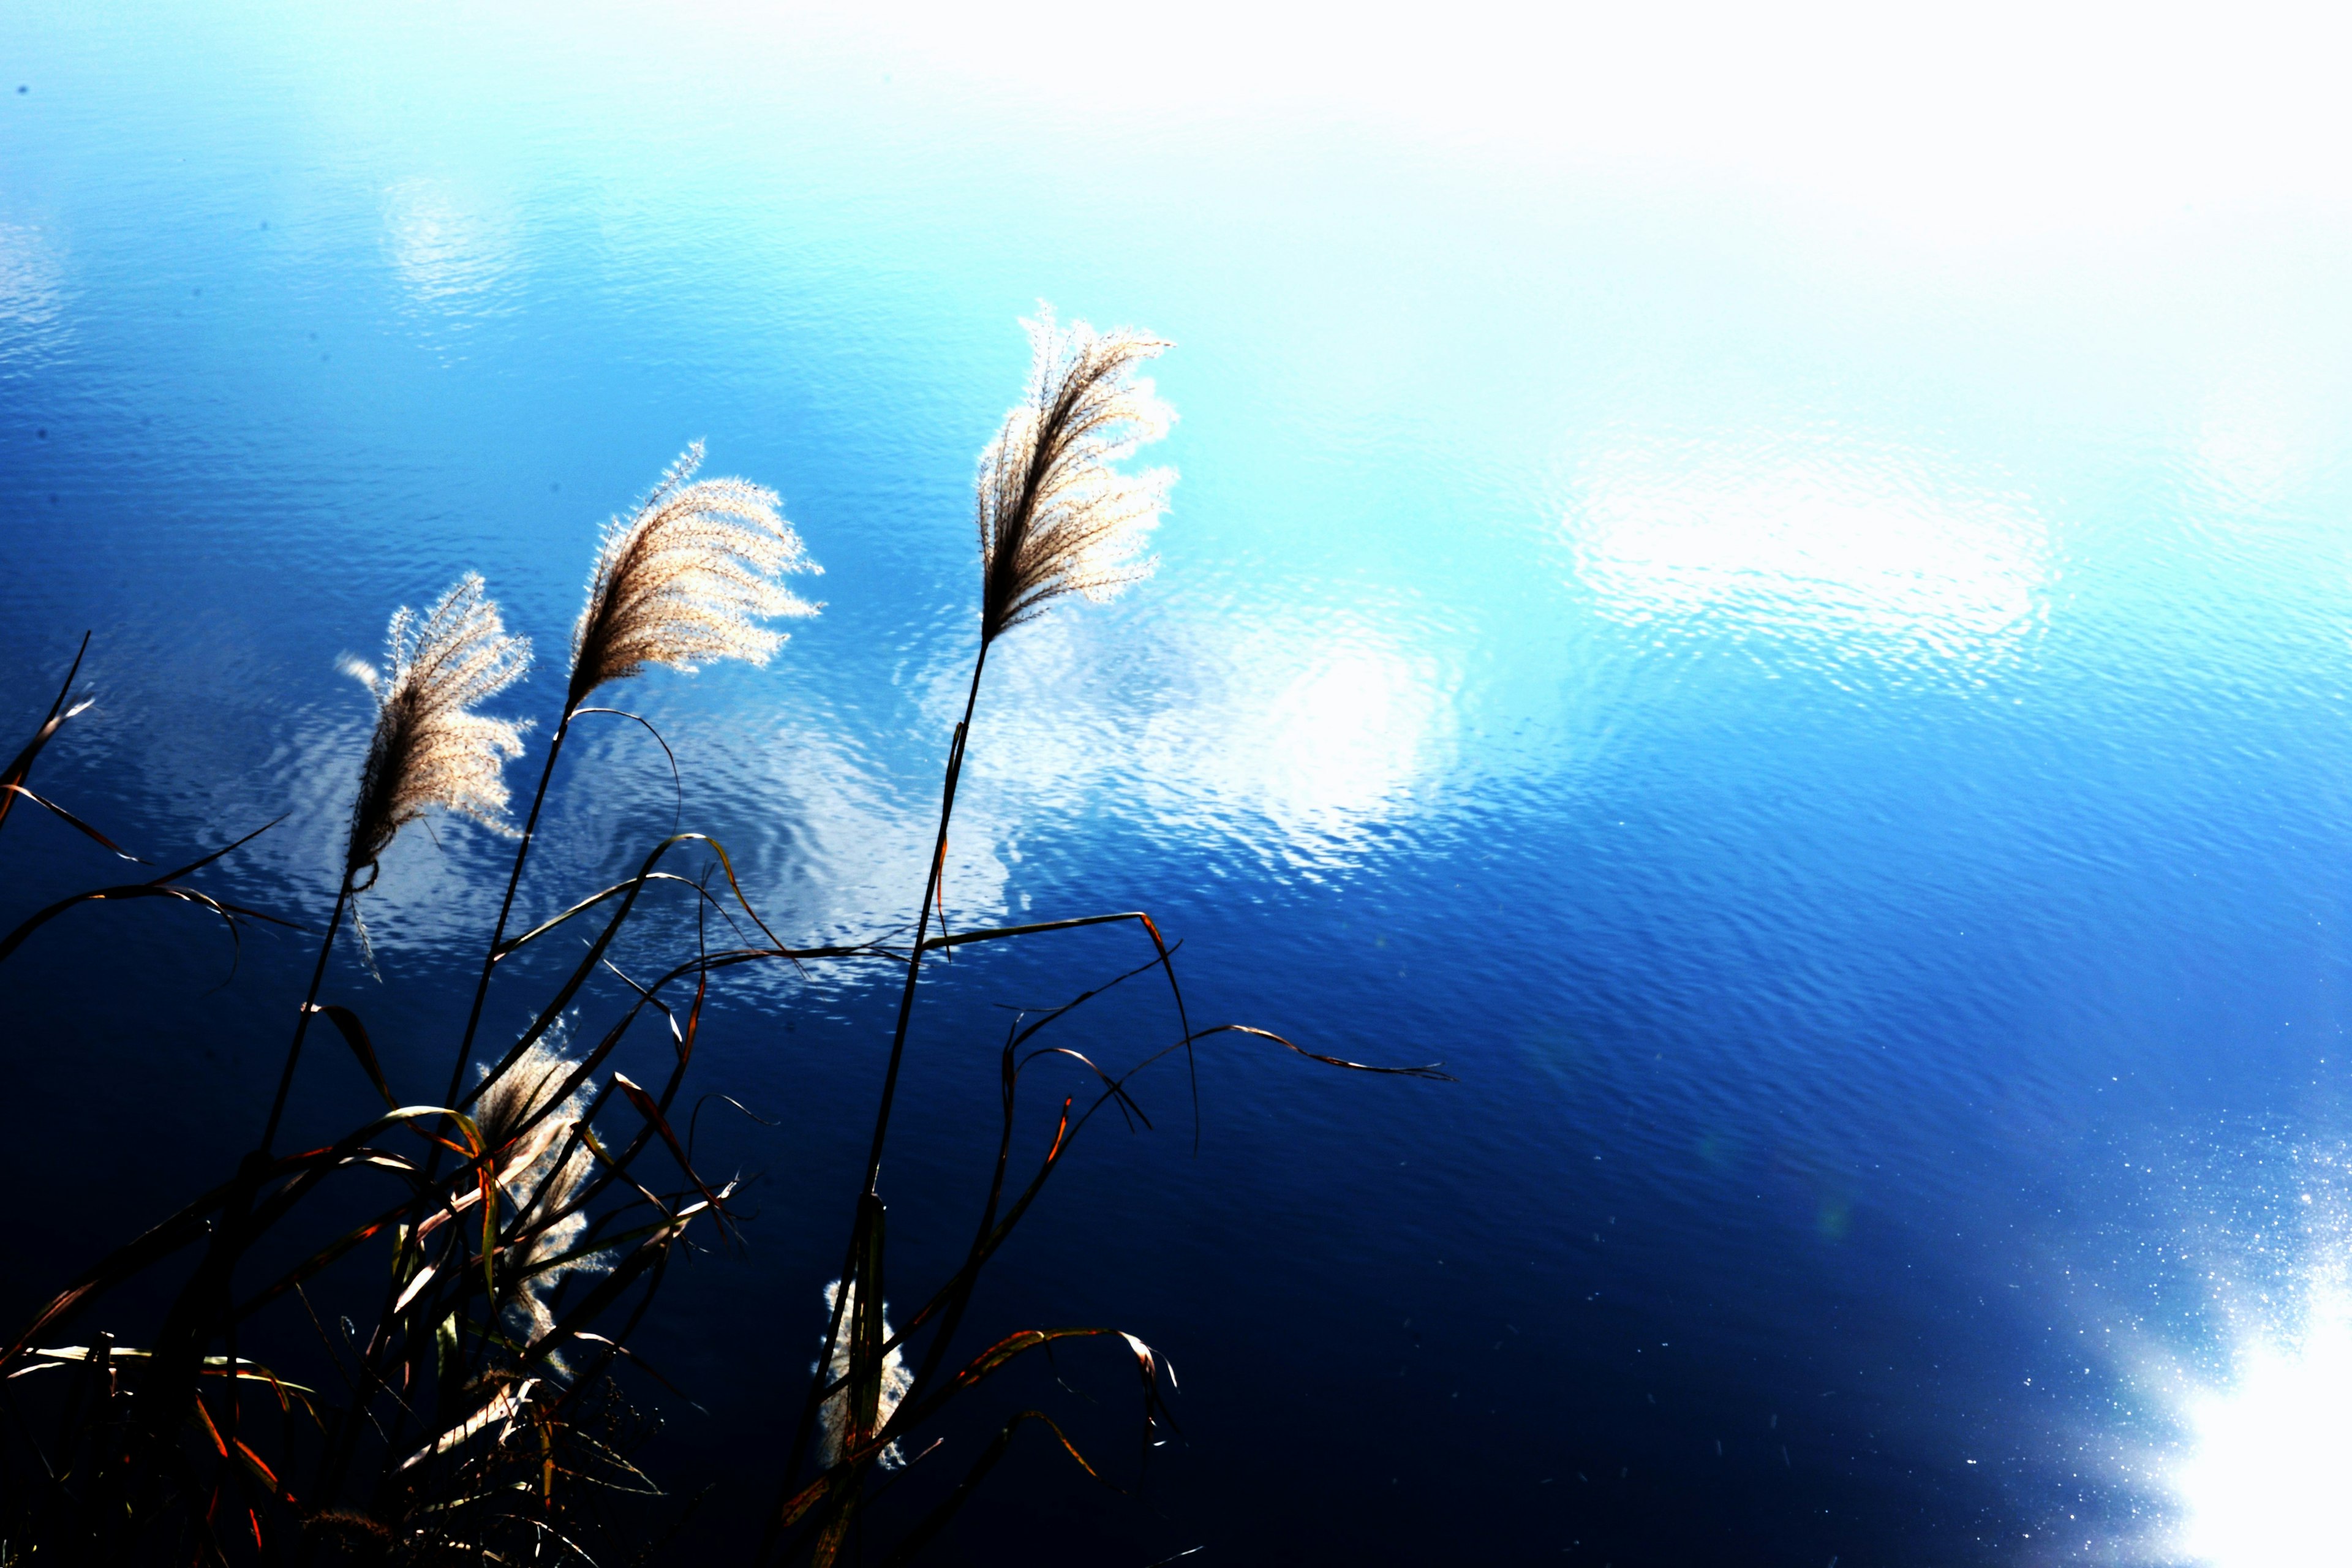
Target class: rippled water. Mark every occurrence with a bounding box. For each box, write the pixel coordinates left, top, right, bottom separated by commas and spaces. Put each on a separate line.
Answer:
10, 5, 2352, 1563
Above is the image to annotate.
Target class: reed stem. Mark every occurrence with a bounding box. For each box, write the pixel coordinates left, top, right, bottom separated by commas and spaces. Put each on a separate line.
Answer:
860, 641, 989, 1197
258, 876, 350, 1155
772, 640, 989, 1550
445, 707, 575, 1114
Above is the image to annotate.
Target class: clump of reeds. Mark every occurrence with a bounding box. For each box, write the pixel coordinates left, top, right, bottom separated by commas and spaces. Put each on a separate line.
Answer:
0, 314, 1449, 1568
0, 544, 754, 1561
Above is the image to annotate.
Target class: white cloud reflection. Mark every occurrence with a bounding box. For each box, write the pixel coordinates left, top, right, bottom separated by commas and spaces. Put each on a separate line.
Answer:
1568, 430, 2049, 679
1134, 634, 1449, 855
867, 614, 1453, 907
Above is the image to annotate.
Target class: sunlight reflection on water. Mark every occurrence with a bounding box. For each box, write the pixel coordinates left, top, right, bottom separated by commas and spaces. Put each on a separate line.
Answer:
2116, 1148, 2352, 1568
1567, 429, 2049, 680
0, 220, 69, 357
381, 176, 521, 330
2169, 1284, 2352, 1568
1135, 631, 1450, 859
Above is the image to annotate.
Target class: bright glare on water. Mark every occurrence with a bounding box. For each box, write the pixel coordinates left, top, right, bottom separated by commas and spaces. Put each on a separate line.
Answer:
9, 1, 2352, 1562
2173, 1294, 2352, 1568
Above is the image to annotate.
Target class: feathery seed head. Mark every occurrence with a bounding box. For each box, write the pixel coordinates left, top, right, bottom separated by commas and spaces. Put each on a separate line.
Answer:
476, 1038, 604, 1359
976, 306, 1174, 646
816, 1278, 913, 1469
568, 442, 820, 710
343, 573, 532, 882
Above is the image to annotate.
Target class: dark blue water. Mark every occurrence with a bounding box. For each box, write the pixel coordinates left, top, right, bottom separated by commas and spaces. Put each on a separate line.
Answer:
10, 6, 2352, 1564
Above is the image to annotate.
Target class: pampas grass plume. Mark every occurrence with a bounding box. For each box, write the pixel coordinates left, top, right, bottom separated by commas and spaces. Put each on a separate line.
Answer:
342, 573, 532, 880
474, 1038, 604, 1359
567, 442, 820, 710
976, 306, 1174, 646
816, 1278, 912, 1469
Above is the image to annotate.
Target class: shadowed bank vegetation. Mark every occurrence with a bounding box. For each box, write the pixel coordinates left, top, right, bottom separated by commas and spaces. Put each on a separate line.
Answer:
0, 309, 1449, 1566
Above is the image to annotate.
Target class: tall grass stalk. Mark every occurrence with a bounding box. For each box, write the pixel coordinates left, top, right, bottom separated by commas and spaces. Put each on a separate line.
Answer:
781, 307, 1175, 1553
442, 445, 813, 1125
860, 307, 1172, 1196
445, 708, 575, 1114
257, 878, 350, 1156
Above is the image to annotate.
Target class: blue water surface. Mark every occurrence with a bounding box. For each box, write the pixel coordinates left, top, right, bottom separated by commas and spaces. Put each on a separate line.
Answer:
8, 6, 2352, 1564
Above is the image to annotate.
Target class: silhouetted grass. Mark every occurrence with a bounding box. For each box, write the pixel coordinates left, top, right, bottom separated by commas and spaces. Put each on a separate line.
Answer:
0, 309, 1449, 1567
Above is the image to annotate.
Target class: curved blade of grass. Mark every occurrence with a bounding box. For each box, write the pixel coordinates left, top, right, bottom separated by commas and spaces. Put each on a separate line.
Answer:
489, 870, 707, 960
874, 1411, 1114, 1567
0, 815, 293, 966
1164, 1022, 1457, 1080
0, 882, 277, 967
304, 1004, 399, 1109
824, 1080, 1069, 1400
891, 1010, 1447, 1409
611, 1074, 726, 1220
464, 834, 751, 1104
1, 783, 143, 860
230, 1194, 418, 1321
14, 1347, 318, 1408
1, 1177, 238, 1372
240, 1108, 469, 1244
398, 1376, 538, 1471
0, 630, 89, 840
785, 1326, 1160, 1542
919, 908, 1196, 1143
891, 954, 1192, 1396
570, 706, 683, 834
510, 1193, 720, 1381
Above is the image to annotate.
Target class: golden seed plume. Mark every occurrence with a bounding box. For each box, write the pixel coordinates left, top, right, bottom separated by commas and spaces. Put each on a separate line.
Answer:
816, 1278, 913, 1470
976, 306, 1175, 646
567, 443, 820, 710
341, 573, 532, 881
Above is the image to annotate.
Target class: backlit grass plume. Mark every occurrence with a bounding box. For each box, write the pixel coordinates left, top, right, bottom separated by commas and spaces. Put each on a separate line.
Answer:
792, 308, 1178, 1531
341, 572, 533, 880
264, 573, 529, 1153
567, 442, 819, 710
976, 306, 1174, 647
445, 445, 819, 1121
471, 1038, 605, 1360
846, 307, 1178, 1216
816, 1278, 910, 1470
